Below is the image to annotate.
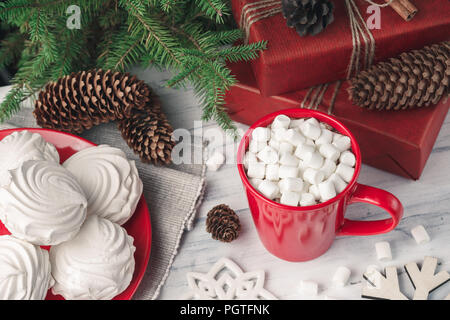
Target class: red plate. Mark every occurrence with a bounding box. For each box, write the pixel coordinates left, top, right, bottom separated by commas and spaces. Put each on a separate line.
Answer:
0, 128, 152, 300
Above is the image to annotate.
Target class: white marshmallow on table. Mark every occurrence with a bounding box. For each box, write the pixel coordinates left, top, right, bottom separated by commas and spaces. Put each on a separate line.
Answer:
247, 161, 266, 179
309, 184, 321, 201
257, 180, 279, 200
297, 280, 319, 296
365, 265, 382, 288
279, 165, 299, 179
318, 179, 336, 202
279, 142, 294, 154
206, 150, 225, 171
257, 146, 279, 165
279, 152, 299, 167
319, 143, 340, 162
303, 168, 325, 185
272, 127, 288, 142
333, 134, 352, 152
294, 143, 315, 161
332, 266, 351, 287
279, 178, 304, 193
252, 127, 271, 142
249, 139, 266, 153
303, 151, 324, 169
302, 123, 322, 140
340, 151, 356, 167
249, 178, 263, 189
280, 191, 301, 206
336, 163, 355, 183
300, 193, 316, 206
272, 114, 290, 129
265, 164, 280, 181
328, 173, 348, 193
321, 159, 337, 179
315, 128, 334, 146
268, 139, 280, 151
375, 241, 392, 261
284, 128, 306, 146
410, 225, 430, 245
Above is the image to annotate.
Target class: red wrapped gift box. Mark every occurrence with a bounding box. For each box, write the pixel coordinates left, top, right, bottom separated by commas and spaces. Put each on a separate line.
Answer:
225, 60, 450, 180
232, 0, 450, 96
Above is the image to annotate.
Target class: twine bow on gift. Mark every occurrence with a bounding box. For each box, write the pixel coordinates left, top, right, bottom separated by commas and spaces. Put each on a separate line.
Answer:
238, 0, 395, 114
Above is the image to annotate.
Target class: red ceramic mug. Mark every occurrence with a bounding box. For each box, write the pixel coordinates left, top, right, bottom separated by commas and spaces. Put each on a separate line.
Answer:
237, 109, 403, 262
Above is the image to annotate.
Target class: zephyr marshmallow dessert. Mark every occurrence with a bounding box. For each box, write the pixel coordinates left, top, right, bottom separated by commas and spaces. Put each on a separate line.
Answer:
0, 235, 54, 300
50, 215, 136, 300
0, 160, 88, 246
244, 115, 356, 206
63, 145, 143, 225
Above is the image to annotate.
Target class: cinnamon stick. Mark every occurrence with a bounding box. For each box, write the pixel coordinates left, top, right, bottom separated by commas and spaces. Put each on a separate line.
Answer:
385, 0, 418, 21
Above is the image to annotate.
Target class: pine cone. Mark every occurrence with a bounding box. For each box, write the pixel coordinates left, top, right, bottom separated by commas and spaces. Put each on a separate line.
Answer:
282, 0, 334, 37
34, 69, 151, 134
349, 42, 450, 110
206, 204, 241, 243
118, 95, 175, 165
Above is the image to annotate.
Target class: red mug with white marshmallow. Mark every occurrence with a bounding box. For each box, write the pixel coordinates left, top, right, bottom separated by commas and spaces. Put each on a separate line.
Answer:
237, 109, 403, 262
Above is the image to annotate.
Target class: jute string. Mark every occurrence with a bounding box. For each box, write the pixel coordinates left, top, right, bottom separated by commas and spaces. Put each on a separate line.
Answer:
239, 0, 394, 113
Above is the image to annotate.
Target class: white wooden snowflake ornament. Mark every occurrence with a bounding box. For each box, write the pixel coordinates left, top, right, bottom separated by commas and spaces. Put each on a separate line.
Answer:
362, 266, 408, 300
181, 258, 277, 300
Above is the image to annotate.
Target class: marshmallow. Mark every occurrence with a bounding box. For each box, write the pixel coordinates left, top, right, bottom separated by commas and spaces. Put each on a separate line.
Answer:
318, 179, 336, 202
303, 151, 324, 169
249, 178, 263, 189
305, 117, 320, 127
294, 143, 315, 160
302, 123, 322, 140
303, 168, 325, 185
321, 159, 337, 179
375, 241, 392, 261
249, 139, 266, 153
279, 178, 304, 193
290, 119, 305, 129
365, 265, 382, 288
333, 134, 351, 152
243, 151, 258, 170
339, 151, 356, 167
410, 225, 430, 245
309, 184, 321, 201
279, 142, 294, 154
247, 162, 266, 179
336, 163, 355, 183
328, 173, 348, 193
284, 129, 306, 146
305, 139, 315, 146
298, 280, 318, 296
315, 129, 334, 146
272, 115, 290, 129
302, 181, 311, 194
280, 191, 301, 206
279, 165, 299, 179
206, 150, 225, 171
279, 152, 299, 167
272, 127, 288, 142
268, 139, 280, 151
298, 159, 308, 176
252, 127, 271, 142
257, 180, 280, 200
332, 266, 351, 287
300, 193, 316, 206
265, 164, 280, 181
319, 143, 340, 162
257, 146, 279, 164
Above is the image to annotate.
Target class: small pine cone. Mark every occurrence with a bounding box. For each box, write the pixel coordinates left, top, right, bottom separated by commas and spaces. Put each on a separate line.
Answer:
206, 204, 241, 243
118, 95, 175, 165
34, 69, 151, 133
282, 0, 334, 37
349, 41, 450, 110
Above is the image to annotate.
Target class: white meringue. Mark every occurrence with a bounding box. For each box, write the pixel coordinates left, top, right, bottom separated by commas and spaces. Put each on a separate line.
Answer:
0, 235, 53, 300
63, 145, 143, 225
50, 215, 136, 300
0, 131, 59, 186
0, 160, 87, 246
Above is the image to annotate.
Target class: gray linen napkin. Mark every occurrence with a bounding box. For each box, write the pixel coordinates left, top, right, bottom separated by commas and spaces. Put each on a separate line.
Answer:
0, 87, 206, 300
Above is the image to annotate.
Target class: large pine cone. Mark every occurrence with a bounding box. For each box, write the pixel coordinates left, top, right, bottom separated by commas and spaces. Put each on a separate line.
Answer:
34, 69, 151, 134
349, 42, 450, 110
282, 0, 334, 37
118, 96, 174, 165
206, 204, 241, 243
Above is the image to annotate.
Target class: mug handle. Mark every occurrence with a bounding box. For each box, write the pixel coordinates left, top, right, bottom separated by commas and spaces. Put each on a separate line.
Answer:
337, 183, 403, 236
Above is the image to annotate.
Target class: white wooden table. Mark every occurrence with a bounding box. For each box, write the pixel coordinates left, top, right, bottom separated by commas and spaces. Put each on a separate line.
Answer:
131, 67, 450, 301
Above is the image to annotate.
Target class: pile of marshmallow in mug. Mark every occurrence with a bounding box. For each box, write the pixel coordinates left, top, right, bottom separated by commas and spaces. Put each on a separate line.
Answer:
243, 115, 356, 206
